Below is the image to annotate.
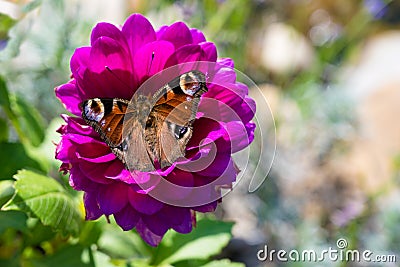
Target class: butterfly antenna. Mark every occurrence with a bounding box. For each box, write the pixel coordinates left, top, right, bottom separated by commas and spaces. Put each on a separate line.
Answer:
147, 52, 155, 76
105, 66, 131, 91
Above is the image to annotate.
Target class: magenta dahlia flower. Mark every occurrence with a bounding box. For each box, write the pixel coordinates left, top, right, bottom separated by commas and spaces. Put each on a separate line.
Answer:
55, 14, 255, 246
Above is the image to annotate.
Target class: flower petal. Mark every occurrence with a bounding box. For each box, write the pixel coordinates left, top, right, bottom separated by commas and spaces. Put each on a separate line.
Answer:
97, 182, 128, 215
91, 22, 128, 51
69, 165, 98, 192
158, 22, 193, 49
200, 42, 217, 62
164, 44, 203, 69
142, 214, 169, 236
55, 81, 81, 116
79, 161, 114, 184
114, 205, 140, 231
128, 189, 163, 215
84, 192, 103, 220
71, 47, 90, 78
82, 36, 133, 97
60, 115, 98, 137
133, 40, 175, 85
122, 14, 156, 57
192, 201, 218, 212
135, 219, 163, 247
190, 28, 206, 44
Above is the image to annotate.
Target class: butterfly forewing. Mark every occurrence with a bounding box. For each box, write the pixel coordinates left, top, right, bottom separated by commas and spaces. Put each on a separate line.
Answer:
82, 98, 128, 147
148, 71, 208, 167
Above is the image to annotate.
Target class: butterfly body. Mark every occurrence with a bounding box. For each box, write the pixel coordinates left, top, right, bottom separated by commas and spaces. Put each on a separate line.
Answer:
81, 71, 207, 172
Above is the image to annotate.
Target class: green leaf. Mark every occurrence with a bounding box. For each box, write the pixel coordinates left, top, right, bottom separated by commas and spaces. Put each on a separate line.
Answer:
98, 223, 151, 259
0, 13, 16, 40
22, 0, 43, 13
0, 180, 14, 207
0, 76, 10, 109
29, 244, 90, 267
151, 218, 234, 265
79, 221, 103, 247
0, 142, 43, 179
26, 117, 64, 173
4, 170, 82, 236
11, 95, 45, 147
200, 260, 245, 267
0, 118, 9, 142
91, 250, 116, 267
24, 218, 56, 246
0, 210, 28, 234
0, 258, 19, 267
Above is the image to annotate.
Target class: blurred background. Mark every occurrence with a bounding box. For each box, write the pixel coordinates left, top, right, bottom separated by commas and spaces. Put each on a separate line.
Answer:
0, 0, 400, 266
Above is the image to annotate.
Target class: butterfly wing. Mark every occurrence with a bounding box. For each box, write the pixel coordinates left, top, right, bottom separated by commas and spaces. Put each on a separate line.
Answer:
82, 96, 156, 171
81, 98, 128, 147
147, 71, 208, 168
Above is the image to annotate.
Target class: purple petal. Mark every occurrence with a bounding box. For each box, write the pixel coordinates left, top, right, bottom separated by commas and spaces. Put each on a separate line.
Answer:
162, 205, 191, 226
84, 36, 133, 96
114, 205, 140, 230
158, 22, 193, 49
133, 40, 175, 85
84, 192, 103, 220
165, 168, 194, 187
55, 81, 81, 116
91, 22, 128, 52
128, 189, 163, 215
69, 165, 98, 192
71, 47, 90, 78
217, 57, 235, 68
190, 28, 206, 44
66, 133, 103, 145
135, 219, 163, 247
79, 69, 134, 100
172, 215, 192, 233
209, 67, 237, 87
78, 161, 114, 184
198, 96, 242, 123
203, 84, 244, 115
89, 37, 132, 73
122, 14, 156, 57
155, 25, 168, 39
164, 44, 202, 69
200, 42, 217, 62
56, 137, 78, 163
196, 151, 232, 177
104, 161, 131, 180
142, 214, 169, 236
225, 121, 254, 153
60, 115, 98, 137
97, 182, 128, 215
186, 118, 225, 150
150, 169, 194, 201
238, 96, 256, 124
158, 206, 192, 234
192, 201, 218, 212
75, 142, 116, 163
